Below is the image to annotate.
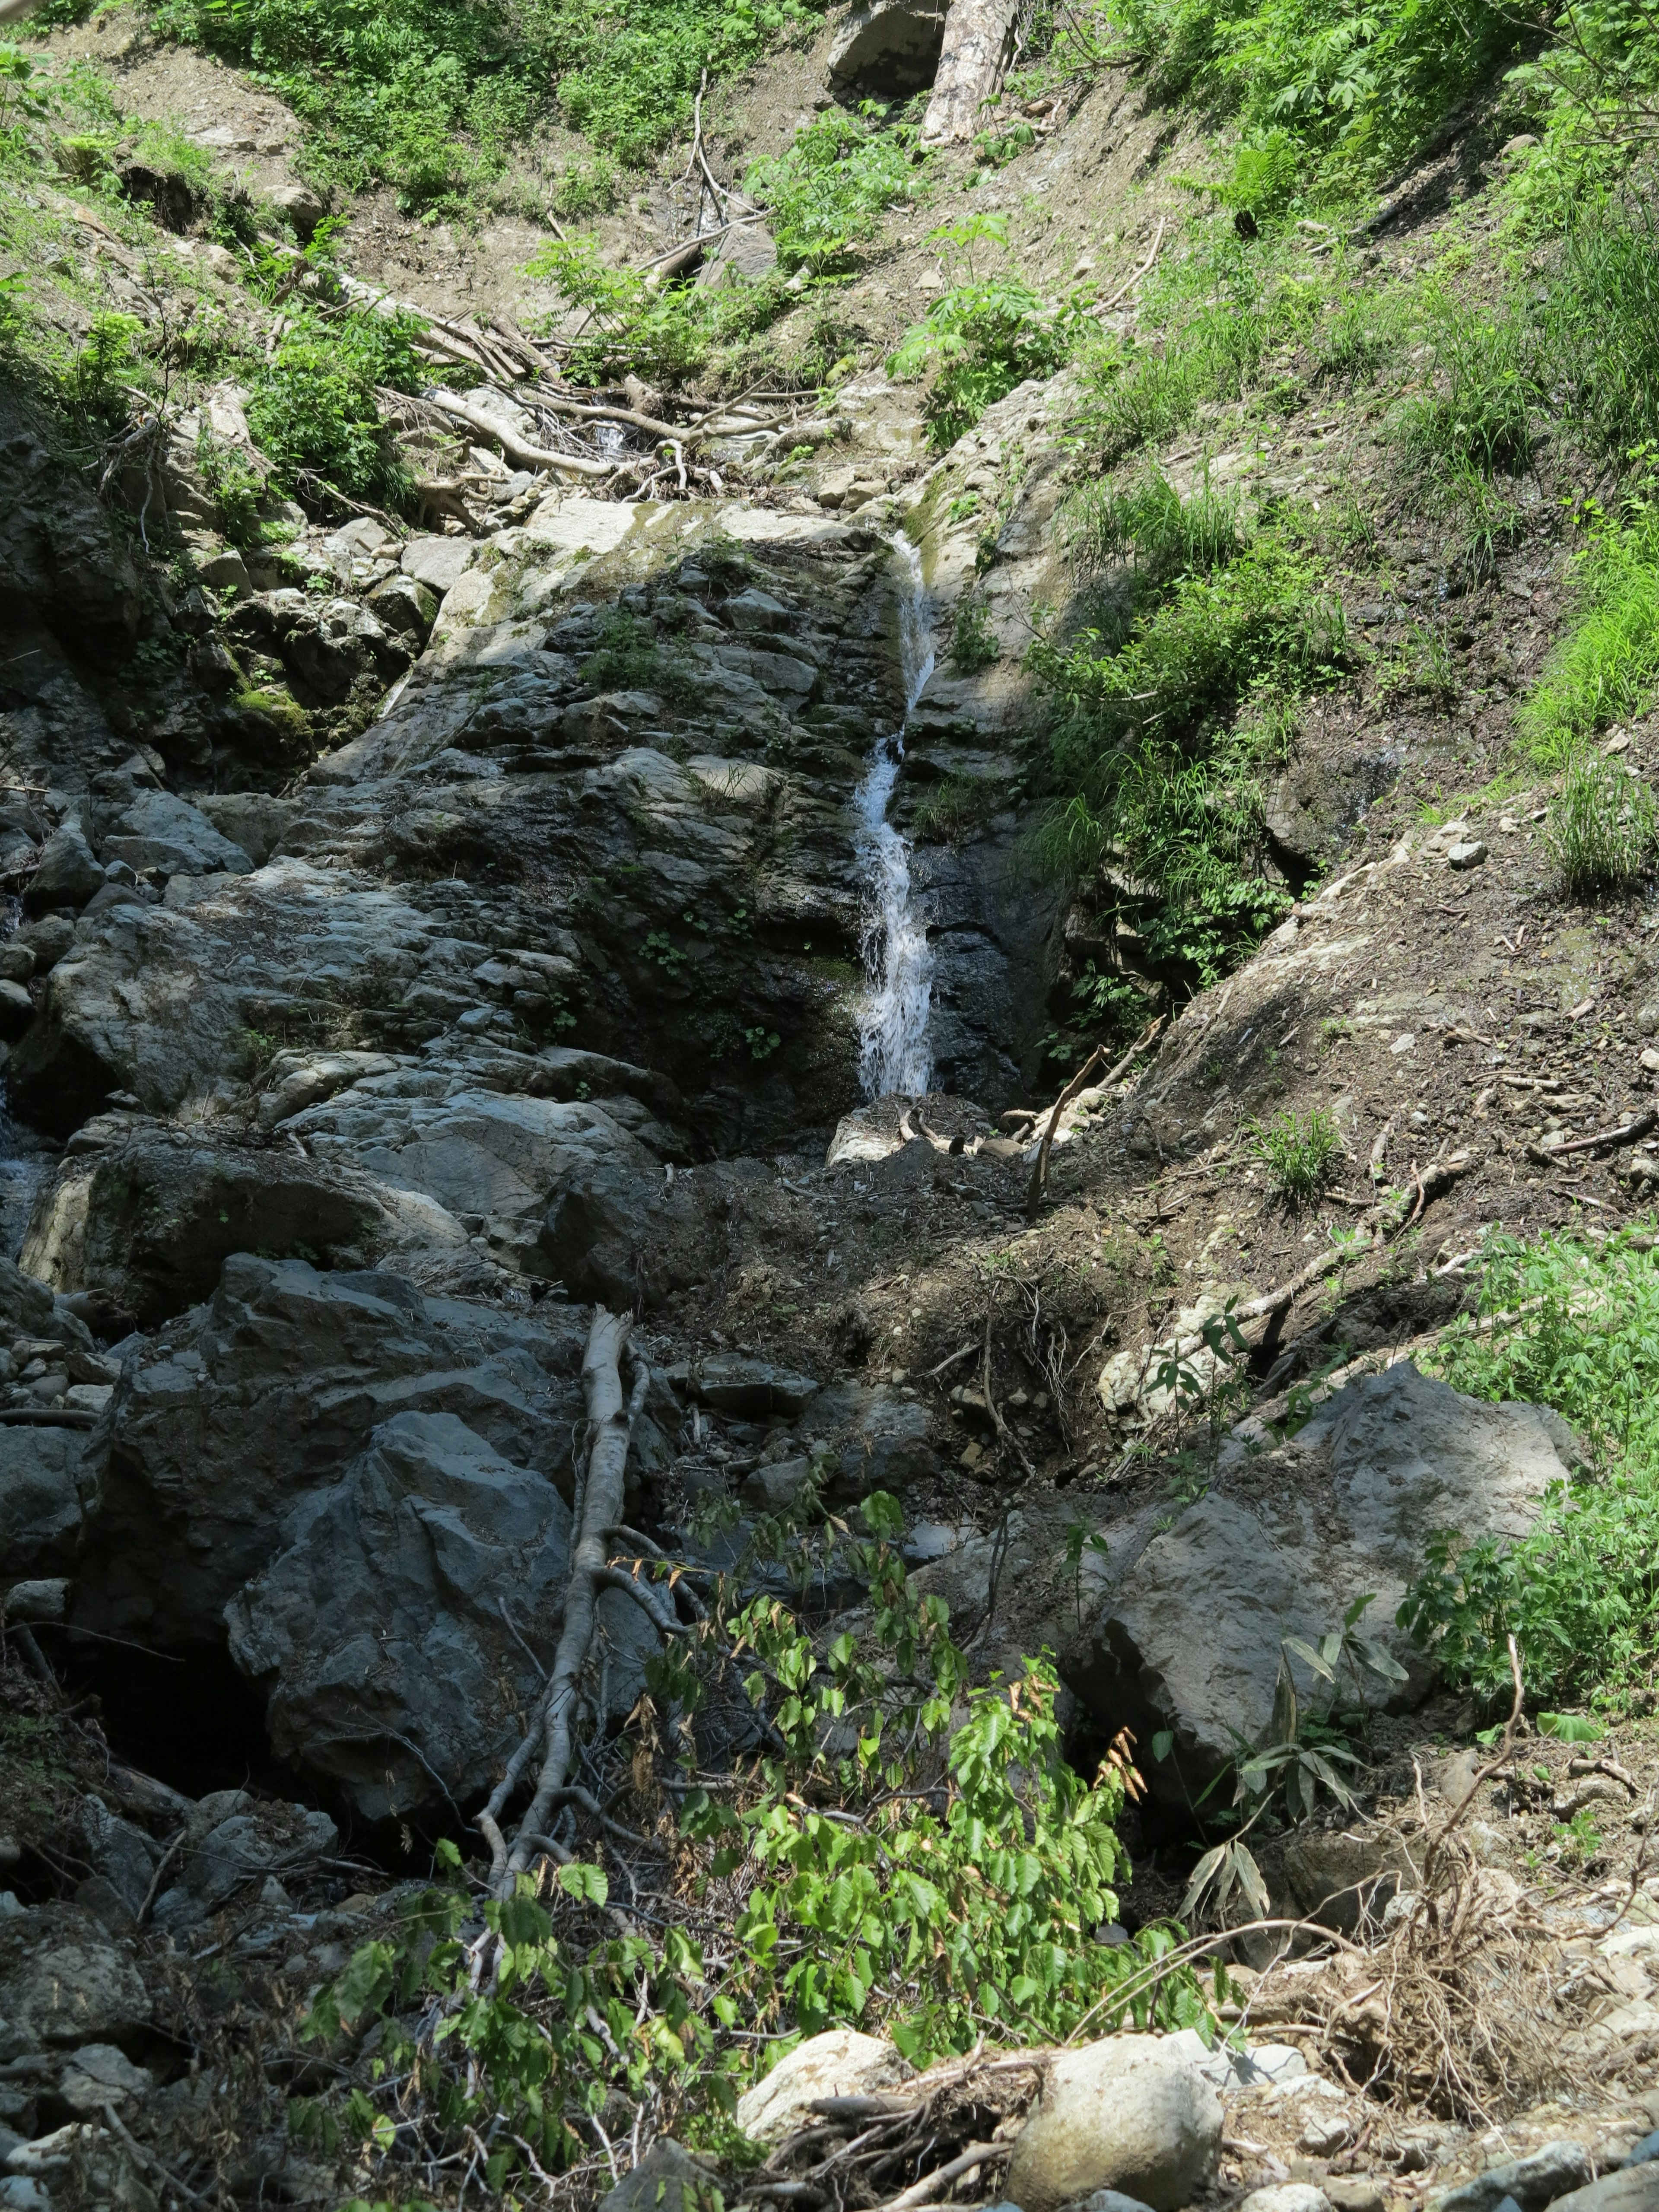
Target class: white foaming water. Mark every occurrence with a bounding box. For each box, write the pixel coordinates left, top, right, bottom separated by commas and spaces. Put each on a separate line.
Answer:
854, 535, 935, 1099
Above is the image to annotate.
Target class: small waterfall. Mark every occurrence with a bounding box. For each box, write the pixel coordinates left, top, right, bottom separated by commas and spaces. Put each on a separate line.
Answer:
853, 535, 935, 1099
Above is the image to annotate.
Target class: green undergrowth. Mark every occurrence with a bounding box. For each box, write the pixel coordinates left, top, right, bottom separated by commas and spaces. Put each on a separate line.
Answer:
1403, 1225, 1659, 1711
143, 0, 823, 207
247, 304, 429, 507
890, 213, 1087, 448
1524, 469, 1659, 765
299, 1494, 1219, 2198
1029, 493, 1344, 1035
747, 105, 924, 275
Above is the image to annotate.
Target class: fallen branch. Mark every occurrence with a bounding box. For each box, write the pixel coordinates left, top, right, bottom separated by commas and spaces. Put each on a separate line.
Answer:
101, 2101, 210, 2208
478, 1309, 650, 1894
1418, 1634, 1522, 1899
1026, 1016, 1164, 1215
1532, 1109, 1657, 1163
423, 389, 613, 480
134, 1827, 188, 1931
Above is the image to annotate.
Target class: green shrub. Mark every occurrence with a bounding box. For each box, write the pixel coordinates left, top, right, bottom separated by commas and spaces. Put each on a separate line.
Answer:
1402, 1226, 1659, 1705
297, 1493, 1218, 2193
1073, 230, 1321, 465
1249, 1106, 1342, 1199
526, 232, 795, 389
551, 153, 617, 219
147, 0, 820, 194
194, 427, 267, 550
1538, 194, 1659, 464
1070, 466, 1242, 579
948, 595, 1000, 671
68, 309, 145, 429
890, 216, 1083, 448
1544, 752, 1657, 896
1400, 284, 1536, 482
747, 107, 922, 274
551, 0, 822, 165
912, 773, 1000, 844
246, 306, 426, 505
1029, 526, 1332, 1003
1100, 0, 1526, 200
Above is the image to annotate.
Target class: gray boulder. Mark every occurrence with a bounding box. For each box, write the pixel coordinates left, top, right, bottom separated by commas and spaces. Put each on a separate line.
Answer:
6, 858, 496, 1135
669, 1354, 820, 1418
21, 1125, 398, 1325
1068, 1364, 1577, 1802
1240, 2191, 1332, 2212
191, 791, 297, 867
286, 1085, 661, 1280
73, 1254, 588, 1648
25, 822, 102, 914
400, 537, 476, 595
153, 1802, 338, 1923
0, 1911, 152, 2048
827, 0, 947, 95
598, 2141, 724, 2212
0, 1426, 92, 1580
735, 2029, 907, 2145
226, 1410, 580, 1819
1550, 2175, 1659, 2212
1430, 2145, 1593, 2212
810, 1380, 939, 1498
79, 1799, 160, 1921
100, 791, 253, 880
1004, 2036, 1223, 2212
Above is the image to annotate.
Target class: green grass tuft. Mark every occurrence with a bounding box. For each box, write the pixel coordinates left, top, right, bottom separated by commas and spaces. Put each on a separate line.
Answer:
1249, 1106, 1343, 1201
1544, 752, 1657, 897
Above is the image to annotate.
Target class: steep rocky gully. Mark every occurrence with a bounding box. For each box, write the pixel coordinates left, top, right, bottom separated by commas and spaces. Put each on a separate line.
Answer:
12, 8, 1659, 2211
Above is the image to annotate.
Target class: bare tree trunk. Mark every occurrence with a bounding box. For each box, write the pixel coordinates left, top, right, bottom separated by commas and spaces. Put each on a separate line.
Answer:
478, 1306, 648, 1896
920, 0, 1022, 144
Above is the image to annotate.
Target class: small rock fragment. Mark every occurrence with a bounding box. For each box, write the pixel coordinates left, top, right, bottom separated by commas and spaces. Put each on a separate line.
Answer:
1447, 840, 1489, 870
1241, 2189, 1332, 2212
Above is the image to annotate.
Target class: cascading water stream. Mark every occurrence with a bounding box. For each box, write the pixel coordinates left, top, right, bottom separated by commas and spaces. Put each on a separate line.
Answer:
853, 535, 935, 1099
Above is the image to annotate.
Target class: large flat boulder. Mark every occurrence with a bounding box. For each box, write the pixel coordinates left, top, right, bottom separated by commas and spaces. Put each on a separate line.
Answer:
1067, 1364, 1576, 1801
20, 1126, 408, 1326
1004, 2036, 1223, 2212
73, 1254, 588, 1646
6, 860, 484, 1135
100, 790, 253, 879
226, 1410, 578, 1820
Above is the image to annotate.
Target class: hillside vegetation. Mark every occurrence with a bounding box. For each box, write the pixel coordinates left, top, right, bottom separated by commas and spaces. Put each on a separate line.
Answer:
9, 0, 1659, 2204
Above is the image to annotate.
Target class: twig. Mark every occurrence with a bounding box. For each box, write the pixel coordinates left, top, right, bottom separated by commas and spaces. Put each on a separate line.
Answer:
135, 1828, 188, 1931
1419, 1634, 1523, 1898
101, 2101, 210, 2207
1025, 1016, 1164, 1215
1536, 1109, 1657, 1161
1098, 215, 1166, 311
